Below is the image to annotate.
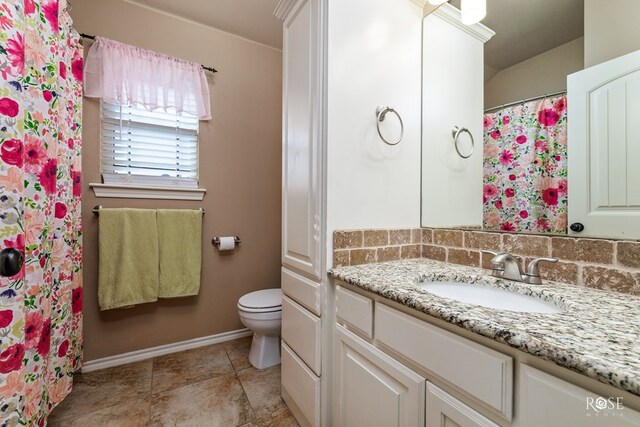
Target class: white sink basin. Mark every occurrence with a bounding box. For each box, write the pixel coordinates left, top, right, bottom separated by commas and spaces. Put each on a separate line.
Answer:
419, 281, 564, 314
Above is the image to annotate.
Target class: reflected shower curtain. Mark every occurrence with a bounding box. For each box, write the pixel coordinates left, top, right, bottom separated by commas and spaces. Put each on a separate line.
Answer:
0, 0, 83, 424
483, 95, 568, 233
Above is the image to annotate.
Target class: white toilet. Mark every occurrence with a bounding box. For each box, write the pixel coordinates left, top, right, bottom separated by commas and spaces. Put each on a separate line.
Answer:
237, 288, 282, 369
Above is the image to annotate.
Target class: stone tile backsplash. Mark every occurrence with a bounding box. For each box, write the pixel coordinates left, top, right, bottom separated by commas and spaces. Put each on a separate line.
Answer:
333, 228, 640, 296
333, 229, 422, 268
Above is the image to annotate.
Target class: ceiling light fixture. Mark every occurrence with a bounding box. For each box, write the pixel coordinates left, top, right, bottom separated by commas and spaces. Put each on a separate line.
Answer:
461, 0, 486, 25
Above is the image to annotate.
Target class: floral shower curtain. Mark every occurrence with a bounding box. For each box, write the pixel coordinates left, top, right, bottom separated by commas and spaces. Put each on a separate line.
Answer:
483, 95, 568, 234
0, 0, 83, 424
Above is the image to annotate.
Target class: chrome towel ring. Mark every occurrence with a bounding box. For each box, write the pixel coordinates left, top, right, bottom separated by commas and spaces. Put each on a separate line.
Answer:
376, 106, 404, 146
452, 126, 474, 159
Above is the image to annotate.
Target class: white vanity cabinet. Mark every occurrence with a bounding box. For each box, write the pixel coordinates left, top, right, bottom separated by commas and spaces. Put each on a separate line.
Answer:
334, 285, 505, 427
334, 282, 640, 427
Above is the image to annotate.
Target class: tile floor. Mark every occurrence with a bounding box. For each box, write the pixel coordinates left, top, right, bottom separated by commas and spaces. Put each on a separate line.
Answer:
49, 336, 299, 427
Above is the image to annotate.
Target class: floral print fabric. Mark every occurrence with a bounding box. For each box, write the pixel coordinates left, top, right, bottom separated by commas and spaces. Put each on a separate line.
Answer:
483, 96, 568, 234
0, 0, 83, 424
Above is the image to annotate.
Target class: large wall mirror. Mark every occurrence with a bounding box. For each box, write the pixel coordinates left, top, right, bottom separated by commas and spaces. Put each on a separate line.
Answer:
421, 0, 640, 240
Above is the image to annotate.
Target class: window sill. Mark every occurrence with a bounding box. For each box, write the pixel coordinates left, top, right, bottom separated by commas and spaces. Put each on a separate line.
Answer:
89, 183, 206, 201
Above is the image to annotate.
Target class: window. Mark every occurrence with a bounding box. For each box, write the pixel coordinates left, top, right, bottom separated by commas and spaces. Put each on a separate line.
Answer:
101, 101, 199, 189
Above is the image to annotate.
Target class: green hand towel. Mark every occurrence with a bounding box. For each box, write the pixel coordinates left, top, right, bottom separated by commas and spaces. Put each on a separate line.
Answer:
157, 209, 202, 298
98, 208, 159, 310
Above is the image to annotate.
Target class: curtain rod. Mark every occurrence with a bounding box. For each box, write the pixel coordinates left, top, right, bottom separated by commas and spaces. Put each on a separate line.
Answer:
484, 90, 566, 114
79, 33, 218, 73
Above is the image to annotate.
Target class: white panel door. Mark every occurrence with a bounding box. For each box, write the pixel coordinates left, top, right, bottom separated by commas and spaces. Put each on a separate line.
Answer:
568, 49, 640, 239
282, 0, 323, 279
335, 325, 425, 427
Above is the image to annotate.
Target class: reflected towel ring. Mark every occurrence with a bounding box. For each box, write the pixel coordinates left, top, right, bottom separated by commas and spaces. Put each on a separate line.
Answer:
452, 126, 474, 159
376, 106, 403, 146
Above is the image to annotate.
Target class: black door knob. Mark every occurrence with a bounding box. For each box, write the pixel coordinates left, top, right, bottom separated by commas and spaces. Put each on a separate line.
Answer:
570, 222, 585, 232
0, 248, 24, 277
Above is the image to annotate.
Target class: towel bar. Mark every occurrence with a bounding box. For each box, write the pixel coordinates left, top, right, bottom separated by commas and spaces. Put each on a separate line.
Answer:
92, 205, 205, 216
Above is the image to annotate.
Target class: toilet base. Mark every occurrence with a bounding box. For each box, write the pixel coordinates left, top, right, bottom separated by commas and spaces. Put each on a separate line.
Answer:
249, 333, 281, 369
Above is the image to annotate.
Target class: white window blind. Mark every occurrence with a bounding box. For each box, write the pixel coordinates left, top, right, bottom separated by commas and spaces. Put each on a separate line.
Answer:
101, 102, 199, 188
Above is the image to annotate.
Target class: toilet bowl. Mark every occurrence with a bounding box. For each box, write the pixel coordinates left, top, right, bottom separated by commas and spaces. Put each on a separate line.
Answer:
238, 288, 282, 369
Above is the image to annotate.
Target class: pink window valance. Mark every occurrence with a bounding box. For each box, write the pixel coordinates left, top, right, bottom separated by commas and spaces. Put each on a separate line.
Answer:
84, 37, 211, 120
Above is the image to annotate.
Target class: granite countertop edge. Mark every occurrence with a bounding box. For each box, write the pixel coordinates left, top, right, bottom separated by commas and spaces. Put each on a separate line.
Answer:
328, 258, 640, 397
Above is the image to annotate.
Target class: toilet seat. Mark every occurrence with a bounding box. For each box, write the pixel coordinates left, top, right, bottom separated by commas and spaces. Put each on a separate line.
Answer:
238, 288, 282, 313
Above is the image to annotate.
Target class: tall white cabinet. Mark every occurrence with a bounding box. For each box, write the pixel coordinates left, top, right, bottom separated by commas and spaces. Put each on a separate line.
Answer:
276, 0, 327, 426
280, 0, 324, 279
421, 4, 493, 228
276, 0, 424, 425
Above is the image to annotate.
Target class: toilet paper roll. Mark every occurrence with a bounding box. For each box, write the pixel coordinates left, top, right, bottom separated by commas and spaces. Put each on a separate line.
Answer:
218, 236, 236, 251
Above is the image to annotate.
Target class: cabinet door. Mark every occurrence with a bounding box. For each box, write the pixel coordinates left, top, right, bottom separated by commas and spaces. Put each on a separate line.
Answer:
426, 382, 499, 427
518, 364, 640, 427
335, 325, 425, 427
281, 0, 323, 279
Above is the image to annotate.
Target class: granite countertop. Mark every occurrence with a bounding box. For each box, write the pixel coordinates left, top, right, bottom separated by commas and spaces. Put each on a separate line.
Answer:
328, 259, 640, 396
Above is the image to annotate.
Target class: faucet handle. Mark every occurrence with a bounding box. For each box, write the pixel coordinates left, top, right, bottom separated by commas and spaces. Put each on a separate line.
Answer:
480, 249, 500, 257
480, 250, 502, 266
525, 257, 558, 284
480, 250, 521, 260
480, 249, 502, 264
526, 257, 558, 275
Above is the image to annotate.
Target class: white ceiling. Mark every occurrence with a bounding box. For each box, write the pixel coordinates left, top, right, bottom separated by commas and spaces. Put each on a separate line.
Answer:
451, 0, 584, 71
127, 0, 283, 49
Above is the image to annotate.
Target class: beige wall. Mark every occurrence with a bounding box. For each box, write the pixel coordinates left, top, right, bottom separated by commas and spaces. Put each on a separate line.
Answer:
484, 37, 584, 109
71, 0, 282, 361
585, 0, 640, 67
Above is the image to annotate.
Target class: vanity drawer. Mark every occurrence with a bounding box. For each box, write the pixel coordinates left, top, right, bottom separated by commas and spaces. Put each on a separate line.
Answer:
335, 285, 373, 338
282, 342, 321, 427
282, 295, 322, 375
375, 304, 513, 420
282, 268, 322, 316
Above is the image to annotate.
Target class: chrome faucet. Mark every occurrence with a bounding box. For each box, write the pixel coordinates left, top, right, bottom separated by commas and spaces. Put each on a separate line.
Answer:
489, 252, 523, 282
481, 250, 558, 285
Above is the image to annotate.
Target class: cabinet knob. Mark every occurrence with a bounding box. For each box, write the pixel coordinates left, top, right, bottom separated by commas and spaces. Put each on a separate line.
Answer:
570, 223, 585, 232
0, 247, 24, 277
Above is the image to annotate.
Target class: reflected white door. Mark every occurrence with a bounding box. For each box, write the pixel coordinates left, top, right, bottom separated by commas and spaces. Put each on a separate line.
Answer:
568, 49, 640, 239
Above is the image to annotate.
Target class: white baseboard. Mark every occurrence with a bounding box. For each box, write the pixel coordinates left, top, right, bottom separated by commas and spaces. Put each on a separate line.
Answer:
81, 328, 253, 373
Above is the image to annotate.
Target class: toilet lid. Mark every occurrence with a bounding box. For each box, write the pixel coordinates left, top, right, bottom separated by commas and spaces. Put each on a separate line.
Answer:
238, 288, 282, 311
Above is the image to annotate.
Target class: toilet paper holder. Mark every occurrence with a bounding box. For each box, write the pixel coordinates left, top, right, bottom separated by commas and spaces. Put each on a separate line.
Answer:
212, 236, 242, 248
